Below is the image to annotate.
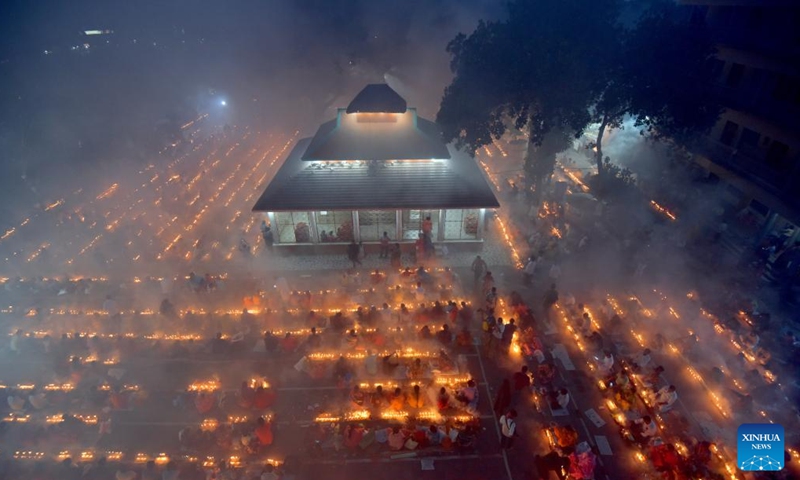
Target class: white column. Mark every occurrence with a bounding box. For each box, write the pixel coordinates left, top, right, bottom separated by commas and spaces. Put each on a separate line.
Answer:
438, 209, 446, 242
396, 210, 402, 241
352, 211, 361, 242
477, 208, 486, 240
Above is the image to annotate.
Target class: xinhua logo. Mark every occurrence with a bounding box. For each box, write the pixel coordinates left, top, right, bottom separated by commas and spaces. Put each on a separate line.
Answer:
738, 423, 784, 471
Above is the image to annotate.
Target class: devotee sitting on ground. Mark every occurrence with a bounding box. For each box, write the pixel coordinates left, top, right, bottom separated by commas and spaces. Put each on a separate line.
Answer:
253, 416, 274, 448
632, 348, 652, 371
550, 388, 570, 411
597, 350, 615, 376
741, 331, 760, 351
387, 425, 408, 451
425, 424, 446, 446
159, 298, 178, 318
537, 362, 557, 388
654, 385, 678, 412
348, 384, 366, 409
568, 442, 597, 480
642, 365, 665, 389
587, 331, 604, 353
437, 323, 452, 345
370, 385, 387, 410
535, 451, 570, 480
407, 384, 424, 409
252, 386, 276, 410
632, 415, 658, 445
456, 327, 473, 348
194, 392, 216, 415
457, 380, 479, 413
389, 387, 405, 411
28, 389, 48, 410
553, 424, 579, 454
437, 387, 451, 411
650, 440, 681, 476
7, 392, 26, 411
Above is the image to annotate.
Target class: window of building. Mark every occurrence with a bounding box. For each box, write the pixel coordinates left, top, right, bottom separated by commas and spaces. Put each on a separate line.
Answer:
726, 63, 745, 88
444, 209, 480, 240
720, 121, 739, 146
765, 141, 790, 172
401, 210, 439, 240
274, 212, 311, 243
738, 128, 761, 158
358, 210, 397, 241
316, 210, 354, 242
772, 74, 796, 102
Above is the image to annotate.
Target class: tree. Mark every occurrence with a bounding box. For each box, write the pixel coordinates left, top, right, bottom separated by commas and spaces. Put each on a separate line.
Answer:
437, 0, 621, 183
525, 129, 574, 197
591, 0, 722, 176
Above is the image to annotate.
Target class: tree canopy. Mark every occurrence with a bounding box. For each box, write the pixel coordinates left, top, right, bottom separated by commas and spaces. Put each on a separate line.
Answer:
437, 0, 621, 154
437, 0, 722, 177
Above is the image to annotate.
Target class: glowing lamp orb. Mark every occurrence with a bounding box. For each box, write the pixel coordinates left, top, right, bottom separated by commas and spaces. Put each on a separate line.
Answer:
220, 100, 227, 106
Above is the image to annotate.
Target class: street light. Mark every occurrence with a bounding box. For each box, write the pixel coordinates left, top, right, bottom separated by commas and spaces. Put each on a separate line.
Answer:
220, 100, 227, 106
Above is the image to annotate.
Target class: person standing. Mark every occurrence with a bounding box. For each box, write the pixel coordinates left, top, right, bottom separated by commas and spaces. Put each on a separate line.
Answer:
493, 379, 512, 417
262, 224, 274, 252
471, 255, 487, 287
422, 216, 433, 236
390, 243, 402, 268
522, 256, 537, 286
499, 409, 517, 449
347, 240, 361, 268
543, 284, 559, 318
379, 232, 391, 258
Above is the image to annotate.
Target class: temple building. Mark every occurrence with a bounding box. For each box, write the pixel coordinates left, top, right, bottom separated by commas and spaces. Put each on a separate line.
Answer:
252, 84, 499, 249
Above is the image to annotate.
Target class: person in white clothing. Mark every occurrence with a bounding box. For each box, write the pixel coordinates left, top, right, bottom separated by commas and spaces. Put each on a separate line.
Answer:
499, 409, 517, 449
655, 385, 678, 412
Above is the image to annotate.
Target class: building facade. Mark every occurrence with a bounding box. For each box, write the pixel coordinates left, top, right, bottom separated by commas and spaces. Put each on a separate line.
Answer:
252, 84, 499, 247
680, 0, 800, 241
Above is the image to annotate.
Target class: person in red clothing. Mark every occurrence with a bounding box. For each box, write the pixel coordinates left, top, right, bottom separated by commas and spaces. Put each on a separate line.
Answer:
651, 442, 681, 478
252, 386, 276, 410
512, 365, 532, 404
254, 416, 273, 447
281, 333, 298, 353
343, 424, 365, 449
194, 392, 216, 414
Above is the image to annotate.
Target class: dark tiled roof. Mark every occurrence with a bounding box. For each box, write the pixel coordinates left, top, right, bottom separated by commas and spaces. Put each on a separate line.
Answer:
301, 113, 451, 161
252, 139, 499, 212
345, 84, 407, 113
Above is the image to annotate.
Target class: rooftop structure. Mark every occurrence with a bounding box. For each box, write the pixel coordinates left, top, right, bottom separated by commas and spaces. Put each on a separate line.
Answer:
253, 84, 499, 246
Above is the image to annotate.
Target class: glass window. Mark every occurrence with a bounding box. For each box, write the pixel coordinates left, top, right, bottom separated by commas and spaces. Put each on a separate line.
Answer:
316, 210, 354, 242
444, 209, 479, 240
358, 210, 397, 241
401, 210, 439, 240
274, 212, 311, 243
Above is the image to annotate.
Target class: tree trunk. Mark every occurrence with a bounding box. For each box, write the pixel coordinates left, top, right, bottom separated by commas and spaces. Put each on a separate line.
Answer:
595, 115, 608, 177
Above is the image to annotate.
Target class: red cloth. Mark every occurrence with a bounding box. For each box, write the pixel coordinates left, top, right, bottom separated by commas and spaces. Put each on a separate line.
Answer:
255, 423, 273, 446
252, 389, 276, 410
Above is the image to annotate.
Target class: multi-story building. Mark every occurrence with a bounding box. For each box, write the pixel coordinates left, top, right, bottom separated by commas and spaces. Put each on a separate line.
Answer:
680, 0, 800, 243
